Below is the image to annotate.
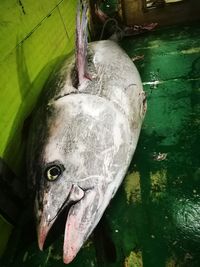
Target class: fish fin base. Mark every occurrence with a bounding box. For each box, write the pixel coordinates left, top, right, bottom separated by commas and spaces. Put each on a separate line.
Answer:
76, 1, 90, 86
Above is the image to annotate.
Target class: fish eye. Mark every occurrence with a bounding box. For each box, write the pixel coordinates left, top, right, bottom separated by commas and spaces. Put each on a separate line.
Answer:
45, 165, 62, 181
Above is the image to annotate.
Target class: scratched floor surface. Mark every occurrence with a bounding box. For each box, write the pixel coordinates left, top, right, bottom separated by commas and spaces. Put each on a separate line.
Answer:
1, 22, 200, 267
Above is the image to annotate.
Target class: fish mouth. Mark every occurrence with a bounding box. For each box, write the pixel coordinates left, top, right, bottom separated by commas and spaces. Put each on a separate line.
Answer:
62, 187, 98, 264
37, 184, 104, 264
38, 201, 71, 249
38, 199, 75, 252
37, 184, 85, 260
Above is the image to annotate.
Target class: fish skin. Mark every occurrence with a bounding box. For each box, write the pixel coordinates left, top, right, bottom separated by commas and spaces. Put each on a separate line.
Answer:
27, 39, 146, 264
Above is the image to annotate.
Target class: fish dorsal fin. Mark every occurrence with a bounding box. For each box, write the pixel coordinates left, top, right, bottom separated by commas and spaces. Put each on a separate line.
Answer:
76, 0, 89, 87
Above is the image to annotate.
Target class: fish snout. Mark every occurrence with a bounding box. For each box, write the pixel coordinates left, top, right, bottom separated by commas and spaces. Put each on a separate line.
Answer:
37, 177, 110, 264
63, 182, 110, 263
37, 184, 85, 251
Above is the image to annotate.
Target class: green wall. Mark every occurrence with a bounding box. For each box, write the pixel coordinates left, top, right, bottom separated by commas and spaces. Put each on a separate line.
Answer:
0, 0, 76, 173
0, 0, 77, 257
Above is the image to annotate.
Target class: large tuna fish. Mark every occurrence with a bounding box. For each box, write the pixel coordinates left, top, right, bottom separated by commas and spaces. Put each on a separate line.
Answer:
27, 1, 146, 264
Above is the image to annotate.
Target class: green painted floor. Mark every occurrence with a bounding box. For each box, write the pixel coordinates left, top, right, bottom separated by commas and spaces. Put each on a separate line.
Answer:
1, 22, 200, 267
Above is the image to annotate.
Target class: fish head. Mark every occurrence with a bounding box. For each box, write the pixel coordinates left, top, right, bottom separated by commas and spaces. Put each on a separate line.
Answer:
28, 95, 128, 264
35, 160, 107, 264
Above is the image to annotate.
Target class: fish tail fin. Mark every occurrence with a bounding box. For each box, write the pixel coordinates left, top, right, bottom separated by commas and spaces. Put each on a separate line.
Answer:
76, 0, 89, 86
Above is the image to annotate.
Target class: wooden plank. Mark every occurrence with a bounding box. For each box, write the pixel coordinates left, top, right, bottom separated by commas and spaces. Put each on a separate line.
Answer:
122, 0, 200, 26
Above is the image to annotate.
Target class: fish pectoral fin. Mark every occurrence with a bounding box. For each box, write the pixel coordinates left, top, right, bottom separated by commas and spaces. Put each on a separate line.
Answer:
76, 0, 91, 86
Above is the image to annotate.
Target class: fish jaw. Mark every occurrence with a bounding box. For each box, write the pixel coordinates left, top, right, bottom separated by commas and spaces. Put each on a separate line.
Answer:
63, 189, 97, 263
37, 178, 114, 264
37, 184, 85, 252
63, 183, 113, 264
38, 214, 54, 251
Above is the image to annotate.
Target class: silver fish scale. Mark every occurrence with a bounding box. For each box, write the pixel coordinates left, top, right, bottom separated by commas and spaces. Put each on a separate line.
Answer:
27, 38, 146, 264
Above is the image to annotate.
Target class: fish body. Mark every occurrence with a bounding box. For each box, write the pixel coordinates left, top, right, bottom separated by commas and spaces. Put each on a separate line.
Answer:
28, 38, 146, 263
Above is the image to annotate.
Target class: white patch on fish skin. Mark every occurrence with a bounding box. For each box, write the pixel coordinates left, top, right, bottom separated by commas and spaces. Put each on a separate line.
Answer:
42, 94, 132, 183
44, 145, 63, 164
